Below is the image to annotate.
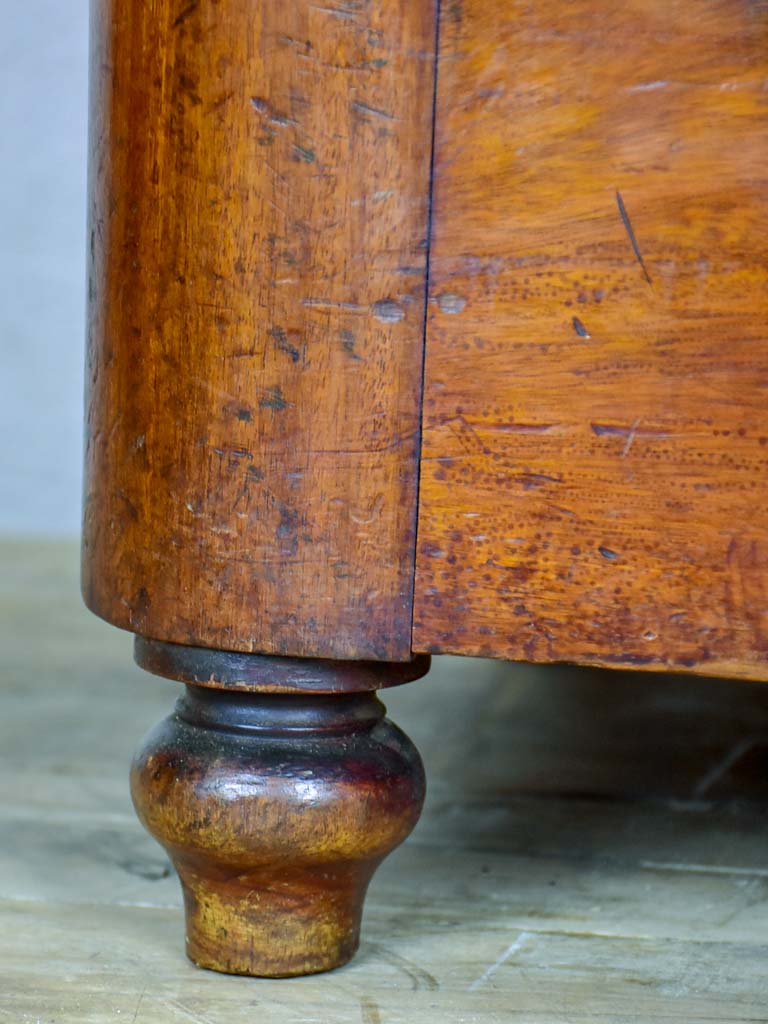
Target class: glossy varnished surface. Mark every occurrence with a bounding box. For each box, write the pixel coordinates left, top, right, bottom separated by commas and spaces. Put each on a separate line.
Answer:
131, 687, 424, 976
83, 0, 436, 660
134, 637, 430, 694
414, 0, 768, 678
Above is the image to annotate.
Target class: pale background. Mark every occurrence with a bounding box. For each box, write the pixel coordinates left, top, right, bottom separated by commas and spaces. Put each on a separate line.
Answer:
0, 2, 89, 535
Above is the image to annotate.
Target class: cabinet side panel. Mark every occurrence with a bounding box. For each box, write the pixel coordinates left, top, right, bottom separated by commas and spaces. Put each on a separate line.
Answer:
414, 0, 768, 679
83, 0, 436, 660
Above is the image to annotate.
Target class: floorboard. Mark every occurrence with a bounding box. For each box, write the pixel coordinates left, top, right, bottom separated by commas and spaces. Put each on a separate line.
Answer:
1, 540, 767, 1022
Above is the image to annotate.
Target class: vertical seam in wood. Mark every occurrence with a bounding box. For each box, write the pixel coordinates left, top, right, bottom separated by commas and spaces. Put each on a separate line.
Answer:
408, 0, 442, 652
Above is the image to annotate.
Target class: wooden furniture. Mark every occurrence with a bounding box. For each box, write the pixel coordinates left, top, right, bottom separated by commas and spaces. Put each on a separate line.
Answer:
83, 0, 768, 977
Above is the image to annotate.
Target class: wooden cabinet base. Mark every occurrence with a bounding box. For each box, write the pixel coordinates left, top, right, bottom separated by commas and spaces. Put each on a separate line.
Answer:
129, 662, 427, 977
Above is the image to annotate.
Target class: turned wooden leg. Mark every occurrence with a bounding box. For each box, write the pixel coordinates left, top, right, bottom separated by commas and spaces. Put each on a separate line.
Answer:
83, 1, 437, 977
129, 641, 428, 977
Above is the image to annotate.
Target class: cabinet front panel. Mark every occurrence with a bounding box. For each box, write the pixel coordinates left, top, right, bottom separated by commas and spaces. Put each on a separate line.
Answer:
413, 0, 768, 678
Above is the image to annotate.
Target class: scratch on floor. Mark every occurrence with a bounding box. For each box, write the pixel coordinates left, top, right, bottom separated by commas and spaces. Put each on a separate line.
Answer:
640, 860, 768, 878
467, 931, 532, 992
162, 999, 219, 1024
692, 737, 761, 798
131, 985, 147, 1024
365, 942, 439, 991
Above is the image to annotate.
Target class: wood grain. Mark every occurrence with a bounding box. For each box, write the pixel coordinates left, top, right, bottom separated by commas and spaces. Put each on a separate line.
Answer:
131, 686, 424, 976
83, 0, 436, 660
133, 636, 429, 693
414, 0, 768, 679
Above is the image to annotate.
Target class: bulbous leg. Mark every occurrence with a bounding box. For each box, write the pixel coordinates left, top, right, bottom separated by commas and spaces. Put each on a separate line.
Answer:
130, 676, 425, 977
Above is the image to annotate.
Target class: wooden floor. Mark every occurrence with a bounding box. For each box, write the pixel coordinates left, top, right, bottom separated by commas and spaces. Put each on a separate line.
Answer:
2, 540, 768, 1023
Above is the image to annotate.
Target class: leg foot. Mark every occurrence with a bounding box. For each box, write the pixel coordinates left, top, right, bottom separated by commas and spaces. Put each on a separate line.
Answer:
130, 684, 425, 977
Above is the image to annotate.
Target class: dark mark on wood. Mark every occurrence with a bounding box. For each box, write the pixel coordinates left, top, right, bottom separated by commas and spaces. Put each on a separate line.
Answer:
293, 144, 316, 163
250, 96, 296, 127
493, 422, 557, 434
592, 423, 627, 437
519, 472, 561, 489
351, 100, 397, 122
340, 330, 362, 360
276, 502, 300, 539
212, 445, 253, 461
178, 73, 203, 106
172, 1, 199, 28
572, 316, 590, 338
269, 326, 300, 363
591, 422, 670, 443
260, 387, 288, 411
598, 546, 619, 560
616, 189, 653, 286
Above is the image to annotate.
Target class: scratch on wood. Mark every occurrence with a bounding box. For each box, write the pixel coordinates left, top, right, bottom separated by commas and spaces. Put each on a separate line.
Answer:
350, 493, 385, 524
303, 298, 365, 312
351, 100, 398, 121
621, 418, 640, 457
572, 316, 590, 338
491, 422, 558, 434
250, 96, 298, 127
444, 414, 492, 456
296, 430, 418, 454
351, 189, 396, 207
293, 144, 316, 163
591, 422, 670, 443
616, 190, 653, 286
310, 4, 357, 19
628, 80, 670, 92
517, 472, 561, 489
172, 1, 199, 28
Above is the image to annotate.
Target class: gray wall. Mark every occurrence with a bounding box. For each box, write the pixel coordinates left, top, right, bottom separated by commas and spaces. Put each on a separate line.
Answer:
1, 3, 88, 535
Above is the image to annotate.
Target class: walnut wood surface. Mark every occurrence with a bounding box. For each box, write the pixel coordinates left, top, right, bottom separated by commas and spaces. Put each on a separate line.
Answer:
134, 636, 430, 694
413, 0, 768, 678
131, 685, 425, 977
83, 0, 436, 660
